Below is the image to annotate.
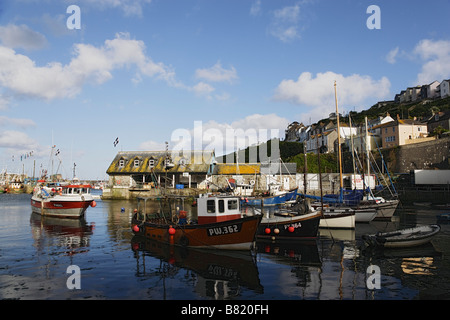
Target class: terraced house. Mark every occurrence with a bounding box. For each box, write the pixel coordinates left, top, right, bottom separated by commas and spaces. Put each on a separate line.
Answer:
105, 150, 216, 191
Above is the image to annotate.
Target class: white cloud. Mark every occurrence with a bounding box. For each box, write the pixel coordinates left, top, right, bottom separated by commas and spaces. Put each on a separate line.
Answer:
250, 0, 262, 16
0, 130, 38, 150
138, 140, 166, 151
386, 47, 399, 64
0, 24, 47, 50
167, 114, 289, 157
195, 61, 238, 83
414, 39, 450, 84
139, 114, 289, 159
0, 32, 179, 101
273, 71, 391, 110
269, 3, 301, 42
191, 82, 215, 97
0, 116, 36, 128
78, 0, 152, 17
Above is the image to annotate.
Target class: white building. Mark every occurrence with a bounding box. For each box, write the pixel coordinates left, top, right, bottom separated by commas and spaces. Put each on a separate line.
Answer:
440, 79, 450, 98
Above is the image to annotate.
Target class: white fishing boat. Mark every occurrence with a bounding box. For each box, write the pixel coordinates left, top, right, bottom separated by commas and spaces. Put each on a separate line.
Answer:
31, 184, 96, 219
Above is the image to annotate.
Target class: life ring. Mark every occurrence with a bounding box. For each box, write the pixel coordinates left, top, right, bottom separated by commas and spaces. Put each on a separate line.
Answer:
250, 180, 255, 186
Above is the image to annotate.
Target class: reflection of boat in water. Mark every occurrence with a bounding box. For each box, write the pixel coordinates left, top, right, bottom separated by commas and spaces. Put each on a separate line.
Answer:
255, 240, 321, 267
131, 236, 263, 298
30, 212, 94, 255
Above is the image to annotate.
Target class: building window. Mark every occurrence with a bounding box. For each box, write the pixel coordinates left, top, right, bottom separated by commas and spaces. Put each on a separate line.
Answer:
393, 127, 395, 132
134, 159, 140, 167
207, 200, 215, 213
148, 159, 155, 168
119, 160, 125, 168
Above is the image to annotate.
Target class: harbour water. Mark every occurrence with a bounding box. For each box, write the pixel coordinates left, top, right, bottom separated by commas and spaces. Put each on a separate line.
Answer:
1, 192, 450, 301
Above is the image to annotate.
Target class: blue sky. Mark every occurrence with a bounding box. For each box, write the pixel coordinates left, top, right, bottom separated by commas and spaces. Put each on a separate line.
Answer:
1, 0, 449, 180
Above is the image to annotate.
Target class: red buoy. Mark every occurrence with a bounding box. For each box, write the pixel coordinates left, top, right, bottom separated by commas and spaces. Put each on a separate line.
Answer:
168, 226, 176, 235
132, 225, 140, 232
288, 226, 295, 233
265, 228, 271, 234
91, 200, 97, 207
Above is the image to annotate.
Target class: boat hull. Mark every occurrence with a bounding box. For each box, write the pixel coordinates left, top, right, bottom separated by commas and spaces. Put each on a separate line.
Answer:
363, 224, 441, 248
355, 209, 378, 223
256, 211, 321, 240
131, 215, 262, 250
319, 208, 355, 229
31, 196, 93, 219
358, 199, 399, 220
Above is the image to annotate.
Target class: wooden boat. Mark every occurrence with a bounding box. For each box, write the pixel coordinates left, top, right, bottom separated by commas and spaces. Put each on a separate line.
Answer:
362, 224, 440, 248
245, 197, 321, 240
256, 211, 321, 240
31, 183, 96, 218
131, 195, 261, 250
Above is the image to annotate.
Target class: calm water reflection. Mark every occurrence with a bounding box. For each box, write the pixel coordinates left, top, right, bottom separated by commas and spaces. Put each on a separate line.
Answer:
1, 193, 450, 300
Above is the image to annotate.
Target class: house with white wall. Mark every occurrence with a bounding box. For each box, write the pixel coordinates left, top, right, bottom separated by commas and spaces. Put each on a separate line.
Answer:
440, 79, 450, 98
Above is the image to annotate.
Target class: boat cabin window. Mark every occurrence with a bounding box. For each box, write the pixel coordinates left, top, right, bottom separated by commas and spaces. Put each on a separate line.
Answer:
218, 200, 225, 213
228, 200, 238, 210
207, 199, 215, 213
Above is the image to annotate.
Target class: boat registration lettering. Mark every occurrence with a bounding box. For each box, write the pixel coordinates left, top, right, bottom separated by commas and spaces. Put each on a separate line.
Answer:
207, 223, 242, 236
284, 222, 302, 230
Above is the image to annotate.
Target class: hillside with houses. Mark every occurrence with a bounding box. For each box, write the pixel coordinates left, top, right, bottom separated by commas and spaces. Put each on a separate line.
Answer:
285, 79, 450, 158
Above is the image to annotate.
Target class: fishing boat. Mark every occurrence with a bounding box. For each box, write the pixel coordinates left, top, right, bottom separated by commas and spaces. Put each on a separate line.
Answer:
362, 224, 441, 248
31, 183, 96, 219
131, 195, 261, 250
245, 197, 321, 240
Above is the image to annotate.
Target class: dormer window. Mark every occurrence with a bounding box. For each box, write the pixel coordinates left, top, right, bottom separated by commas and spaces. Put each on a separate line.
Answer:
134, 159, 140, 167
148, 159, 155, 168
179, 158, 187, 166
119, 159, 125, 168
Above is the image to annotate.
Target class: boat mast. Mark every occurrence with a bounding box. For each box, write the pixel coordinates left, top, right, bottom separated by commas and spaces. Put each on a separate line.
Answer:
365, 116, 370, 178
334, 81, 343, 202
349, 114, 357, 190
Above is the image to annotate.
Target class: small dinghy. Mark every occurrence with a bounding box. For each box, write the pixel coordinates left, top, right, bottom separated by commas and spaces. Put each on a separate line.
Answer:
362, 224, 440, 248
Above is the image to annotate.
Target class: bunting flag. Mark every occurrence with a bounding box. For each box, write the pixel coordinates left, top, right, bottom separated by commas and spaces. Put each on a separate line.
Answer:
55, 149, 60, 156
14, 151, 34, 162
114, 137, 119, 147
